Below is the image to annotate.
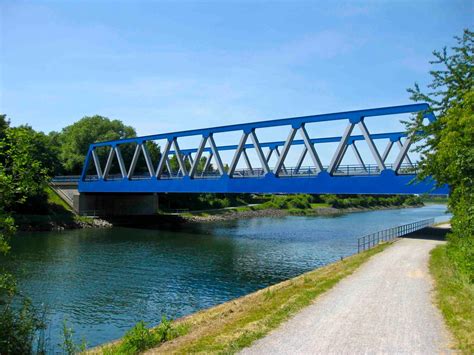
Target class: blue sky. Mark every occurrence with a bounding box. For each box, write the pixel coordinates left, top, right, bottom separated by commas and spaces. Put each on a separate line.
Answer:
0, 0, 472, 138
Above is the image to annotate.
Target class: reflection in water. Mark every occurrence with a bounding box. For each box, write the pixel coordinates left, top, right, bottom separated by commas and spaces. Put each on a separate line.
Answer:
3, 205, 448, 350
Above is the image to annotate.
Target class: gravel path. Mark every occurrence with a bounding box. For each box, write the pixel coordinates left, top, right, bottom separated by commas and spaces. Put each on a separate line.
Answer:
241, 237, 452, 354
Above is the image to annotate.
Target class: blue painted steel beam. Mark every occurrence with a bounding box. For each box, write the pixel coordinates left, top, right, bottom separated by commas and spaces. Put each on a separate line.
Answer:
174, 132, 406, 155
88, 103, 430, 148
79, 171, 448, 195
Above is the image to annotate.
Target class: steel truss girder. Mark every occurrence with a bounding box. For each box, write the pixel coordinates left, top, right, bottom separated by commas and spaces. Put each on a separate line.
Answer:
79, 103, 436, 194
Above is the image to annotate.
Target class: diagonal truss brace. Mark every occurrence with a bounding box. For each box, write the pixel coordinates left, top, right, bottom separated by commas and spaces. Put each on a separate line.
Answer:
91, 148, 103, 179
172, 139, 187, 177
328, 122, 355, 175
358, 119, 385, 171
249, 130, 270, 175
229, 130, 270, 177
382, 139, 414, 168
189, 136, 207, 178
299, 124, 323, 173
273, 128, 297, 175
208, 134, 226, 176
242, 149, 254, 175
156, 139, 172, 178
393, 137, 413, 173
351, 142, 367, 171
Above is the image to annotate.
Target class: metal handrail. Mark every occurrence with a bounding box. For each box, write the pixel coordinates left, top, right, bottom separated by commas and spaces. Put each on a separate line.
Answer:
64, 162, 419, 183
357, 218, 435, 253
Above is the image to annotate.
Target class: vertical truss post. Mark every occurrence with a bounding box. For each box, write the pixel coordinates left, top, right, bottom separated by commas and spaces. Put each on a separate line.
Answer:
328, 121, 355, 175
249, 130, 270, 175
358, 119, 385, 171
103, 147, 116, 179
208, 134, 226, 176
229, 132, 249, 177
115, 146, 127, 178
156, 139, 172, 179
141, 143, 155, 177
91, 148, 103, 179
299, 124, 323, 173
189, 136, 208, 178
393, 137, 412, 173
273, 127, 297, 175
127, 144, 142, 179
351, 142, 367, 171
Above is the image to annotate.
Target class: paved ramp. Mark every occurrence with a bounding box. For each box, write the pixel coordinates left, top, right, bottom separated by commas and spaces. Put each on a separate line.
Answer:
241, 238, 452, 354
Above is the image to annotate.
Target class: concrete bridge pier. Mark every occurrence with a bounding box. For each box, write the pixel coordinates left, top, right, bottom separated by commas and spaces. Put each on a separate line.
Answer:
74, 193, 159, 216
50, 181, 160, 216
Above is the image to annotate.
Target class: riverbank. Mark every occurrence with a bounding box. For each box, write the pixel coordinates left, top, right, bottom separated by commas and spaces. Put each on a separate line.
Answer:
14, 187, 112, 231
177, 203, 424, 223
15, 213, 112, 232
91, 242, 391, 354
16, 195, 424, 231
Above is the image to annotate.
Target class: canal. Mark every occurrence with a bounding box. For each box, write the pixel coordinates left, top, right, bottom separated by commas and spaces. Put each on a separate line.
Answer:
3, 204, 448, 350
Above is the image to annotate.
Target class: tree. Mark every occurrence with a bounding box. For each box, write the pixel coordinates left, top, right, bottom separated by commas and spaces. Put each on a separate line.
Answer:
408, 29, 473, 117
57, 115, 137, 174
0, 116, 46, 354
0, 120, 50, 212
407, 29, 473, 279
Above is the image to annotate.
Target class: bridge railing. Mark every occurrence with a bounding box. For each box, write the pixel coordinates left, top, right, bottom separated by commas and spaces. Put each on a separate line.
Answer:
77, 163, 420, 182
51, 175, 82, 183
357, 218, 435, 253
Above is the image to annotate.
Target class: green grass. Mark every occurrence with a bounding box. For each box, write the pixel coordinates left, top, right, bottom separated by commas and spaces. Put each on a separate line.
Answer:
310, 202, 330, 208
46, 186, 73, 212
430, 245, 474, 353
98, 318, 189, 355
133, 243, 391, 354
15, 186, 95, 229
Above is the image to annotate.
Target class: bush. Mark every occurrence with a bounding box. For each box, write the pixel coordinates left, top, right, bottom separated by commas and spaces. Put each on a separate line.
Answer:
105, 317, 188, 355
0, 298, 46, 354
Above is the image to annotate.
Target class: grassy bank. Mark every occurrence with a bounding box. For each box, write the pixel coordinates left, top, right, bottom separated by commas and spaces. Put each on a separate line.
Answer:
92, 243, 390, 354
14, 187, 107, 231
178, 194, 424, 222
430, 244, 474, 353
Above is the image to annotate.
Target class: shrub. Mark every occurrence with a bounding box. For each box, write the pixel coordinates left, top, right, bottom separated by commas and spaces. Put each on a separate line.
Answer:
105, 317, 189, 355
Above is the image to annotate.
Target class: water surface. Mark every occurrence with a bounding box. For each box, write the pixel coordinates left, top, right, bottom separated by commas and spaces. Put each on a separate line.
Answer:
4, 205, 448, 350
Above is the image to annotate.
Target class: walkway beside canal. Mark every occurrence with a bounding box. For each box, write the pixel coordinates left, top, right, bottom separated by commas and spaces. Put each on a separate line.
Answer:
241, 234, 453, 354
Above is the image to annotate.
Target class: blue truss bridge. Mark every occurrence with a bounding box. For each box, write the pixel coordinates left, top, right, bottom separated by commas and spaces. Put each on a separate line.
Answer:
74, 103, 448, 196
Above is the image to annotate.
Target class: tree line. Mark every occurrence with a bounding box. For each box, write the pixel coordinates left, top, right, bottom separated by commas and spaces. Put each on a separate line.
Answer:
0, 28, 472, 353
